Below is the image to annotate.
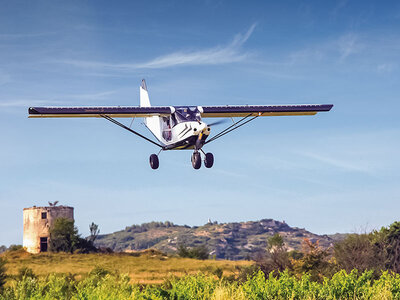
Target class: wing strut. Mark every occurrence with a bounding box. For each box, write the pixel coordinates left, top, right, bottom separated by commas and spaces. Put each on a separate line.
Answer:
205, 114, 259, 145
101, 115, 164, 148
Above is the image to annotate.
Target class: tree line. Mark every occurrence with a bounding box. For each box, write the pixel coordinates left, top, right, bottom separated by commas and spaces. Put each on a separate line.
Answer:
253, 221, 400, 281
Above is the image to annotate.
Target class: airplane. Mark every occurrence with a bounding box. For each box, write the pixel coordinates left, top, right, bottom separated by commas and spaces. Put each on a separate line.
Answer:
28, 79, 333, 170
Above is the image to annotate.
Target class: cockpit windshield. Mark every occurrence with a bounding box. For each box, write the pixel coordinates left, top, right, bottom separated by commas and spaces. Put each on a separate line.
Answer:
173, 107, 201, 126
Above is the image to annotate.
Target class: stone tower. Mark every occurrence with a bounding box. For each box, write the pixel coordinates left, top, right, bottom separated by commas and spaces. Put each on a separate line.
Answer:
23, 205, 74, 254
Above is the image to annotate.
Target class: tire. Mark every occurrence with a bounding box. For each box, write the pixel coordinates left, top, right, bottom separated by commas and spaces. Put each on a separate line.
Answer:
204, 152, 214, 168
191, 152, 201, 169
149, 154, 159, 169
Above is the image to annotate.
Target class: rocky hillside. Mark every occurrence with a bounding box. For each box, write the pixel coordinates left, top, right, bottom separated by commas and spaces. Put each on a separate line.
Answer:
95, 219, 335, 260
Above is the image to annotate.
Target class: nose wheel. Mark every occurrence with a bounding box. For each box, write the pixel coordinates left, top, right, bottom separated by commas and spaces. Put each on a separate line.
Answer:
190, 151, 214, 169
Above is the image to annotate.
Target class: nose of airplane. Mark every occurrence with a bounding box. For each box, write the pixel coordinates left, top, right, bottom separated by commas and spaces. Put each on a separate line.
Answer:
192, 122, 208, 134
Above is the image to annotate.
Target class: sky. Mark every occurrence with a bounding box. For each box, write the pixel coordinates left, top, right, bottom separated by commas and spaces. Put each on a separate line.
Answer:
1, 0, 400, 246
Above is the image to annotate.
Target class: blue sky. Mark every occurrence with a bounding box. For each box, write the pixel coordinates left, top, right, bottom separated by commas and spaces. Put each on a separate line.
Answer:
1, 0, 400, 246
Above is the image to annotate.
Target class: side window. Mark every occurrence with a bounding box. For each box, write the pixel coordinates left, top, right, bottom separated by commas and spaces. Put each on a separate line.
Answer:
171, 114, 177, 127
162, 117, 172, 141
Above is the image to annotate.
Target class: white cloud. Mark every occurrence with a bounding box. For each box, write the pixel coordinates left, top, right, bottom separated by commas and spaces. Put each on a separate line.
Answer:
58, 24, 256, 71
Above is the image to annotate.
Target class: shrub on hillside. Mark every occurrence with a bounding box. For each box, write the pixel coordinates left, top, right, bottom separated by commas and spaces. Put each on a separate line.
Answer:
7, 245, 22, 252
177, 244, 209, 260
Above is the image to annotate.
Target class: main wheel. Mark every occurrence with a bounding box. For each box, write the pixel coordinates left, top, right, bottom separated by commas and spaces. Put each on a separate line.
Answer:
149, 154, 159, 169
191, 152, 201, 169
204, 152, 214, 168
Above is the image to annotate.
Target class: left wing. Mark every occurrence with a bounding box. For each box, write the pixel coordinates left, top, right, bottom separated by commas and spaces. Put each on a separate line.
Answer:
28, 106, 173, 118
200, 104, 333, 118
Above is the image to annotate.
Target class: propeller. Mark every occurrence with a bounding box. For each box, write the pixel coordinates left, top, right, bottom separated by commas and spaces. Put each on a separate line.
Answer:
207, 119, 229, 126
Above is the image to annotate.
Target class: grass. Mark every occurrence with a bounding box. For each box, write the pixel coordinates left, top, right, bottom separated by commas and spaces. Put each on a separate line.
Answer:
1, 249, 251, 284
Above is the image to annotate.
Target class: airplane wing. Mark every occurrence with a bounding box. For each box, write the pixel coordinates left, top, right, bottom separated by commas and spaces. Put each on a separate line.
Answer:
28, 106, 173, 118
200, 104, 333, 118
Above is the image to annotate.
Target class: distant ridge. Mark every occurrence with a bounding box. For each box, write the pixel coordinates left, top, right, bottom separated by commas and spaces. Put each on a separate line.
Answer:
95, 219, 337, 260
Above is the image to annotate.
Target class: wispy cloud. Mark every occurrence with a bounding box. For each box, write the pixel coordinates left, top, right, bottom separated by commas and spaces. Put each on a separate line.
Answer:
286, 32, 366, 66
57, 24, 256, 71
377, 63, 397, 73
298, 151, 371, 173
0, 32, 56, 39
338, 33, 361, 60
0, 91, 117, 107
0, 99, 64, 108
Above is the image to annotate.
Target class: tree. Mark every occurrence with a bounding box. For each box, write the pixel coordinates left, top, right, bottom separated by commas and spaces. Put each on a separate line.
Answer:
256, 233, 291, 275
371, 221, 400, 273
177, 244, 209, 260
292, 238, 332, 281
334, 234, 383, 273
49, 218, 79, 253
0, 257, 6, 290
89, 222, 100, 243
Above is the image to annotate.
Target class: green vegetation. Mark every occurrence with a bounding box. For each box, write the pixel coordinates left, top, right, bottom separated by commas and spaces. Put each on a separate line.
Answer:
0, 258, 6, 290
1, 268, 400, 299
49, 218, 79, 253
177, 244, 209, 260
49, 218, 97, 254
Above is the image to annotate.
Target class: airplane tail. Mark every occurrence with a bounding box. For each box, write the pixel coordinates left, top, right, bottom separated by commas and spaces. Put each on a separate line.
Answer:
140, 79, 151, 107
140, 79, 162, 142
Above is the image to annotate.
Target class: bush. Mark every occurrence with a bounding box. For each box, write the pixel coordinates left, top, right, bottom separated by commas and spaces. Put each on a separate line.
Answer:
177, 244, 209, 260
49, 218, 79, 253
0, 257, 6, 290
7, 245, 22, 252
334, 234, 382, 273
15, 267, 36, 281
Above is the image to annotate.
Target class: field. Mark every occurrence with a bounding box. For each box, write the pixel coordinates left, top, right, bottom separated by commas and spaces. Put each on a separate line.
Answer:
3, 250, 400, 299
1, 249, 250, 284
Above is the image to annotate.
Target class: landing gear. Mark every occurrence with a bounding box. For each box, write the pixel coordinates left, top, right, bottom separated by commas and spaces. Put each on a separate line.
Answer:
204, 152, 214, 168
191, 152, 201, 169
149, 154, 159, 169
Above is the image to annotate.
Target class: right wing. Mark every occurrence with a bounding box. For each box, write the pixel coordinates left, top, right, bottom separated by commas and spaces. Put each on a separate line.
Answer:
200, 104, 333, 118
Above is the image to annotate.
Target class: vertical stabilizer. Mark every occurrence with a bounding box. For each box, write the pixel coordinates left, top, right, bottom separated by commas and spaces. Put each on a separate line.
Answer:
140, 79, 151, 107
140, 79, 163, 143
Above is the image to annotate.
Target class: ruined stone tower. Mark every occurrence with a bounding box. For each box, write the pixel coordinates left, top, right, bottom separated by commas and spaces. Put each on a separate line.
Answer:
23, 205, 74, 254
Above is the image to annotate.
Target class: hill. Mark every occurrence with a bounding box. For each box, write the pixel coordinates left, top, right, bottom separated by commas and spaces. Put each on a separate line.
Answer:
95, 219, 335, 260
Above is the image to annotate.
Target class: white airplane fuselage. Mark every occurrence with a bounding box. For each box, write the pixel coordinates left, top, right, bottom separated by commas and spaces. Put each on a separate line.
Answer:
146, 114, 210, 150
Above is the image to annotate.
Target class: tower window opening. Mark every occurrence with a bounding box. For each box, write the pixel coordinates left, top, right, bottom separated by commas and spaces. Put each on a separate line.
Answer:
41, 212, 47, 219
